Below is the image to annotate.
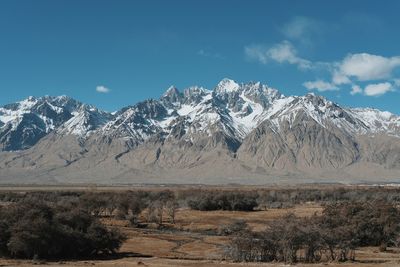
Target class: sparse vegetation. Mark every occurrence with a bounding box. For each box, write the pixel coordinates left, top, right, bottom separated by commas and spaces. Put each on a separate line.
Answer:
228, 200, 400, 263
1, 186, 400, 264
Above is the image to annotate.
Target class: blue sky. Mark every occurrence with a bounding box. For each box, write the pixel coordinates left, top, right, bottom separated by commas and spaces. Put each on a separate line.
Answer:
1, 0, 400, 114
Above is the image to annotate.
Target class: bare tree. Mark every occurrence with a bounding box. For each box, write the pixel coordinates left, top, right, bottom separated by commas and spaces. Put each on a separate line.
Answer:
165, 200, 178, 224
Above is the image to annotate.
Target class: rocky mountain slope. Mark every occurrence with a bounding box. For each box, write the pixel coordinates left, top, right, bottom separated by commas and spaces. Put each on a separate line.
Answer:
1, 79, 400, 184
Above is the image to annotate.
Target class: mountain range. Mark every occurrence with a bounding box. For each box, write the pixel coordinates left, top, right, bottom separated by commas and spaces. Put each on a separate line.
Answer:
1, 78, 400, 184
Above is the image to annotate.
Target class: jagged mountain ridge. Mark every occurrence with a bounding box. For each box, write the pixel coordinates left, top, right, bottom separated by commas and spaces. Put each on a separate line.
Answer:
0, 96, 110, 151
1, 78, 400, 184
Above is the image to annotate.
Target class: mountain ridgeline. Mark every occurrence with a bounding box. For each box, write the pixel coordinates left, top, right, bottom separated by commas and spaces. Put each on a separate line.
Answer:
1, 79, 400, 184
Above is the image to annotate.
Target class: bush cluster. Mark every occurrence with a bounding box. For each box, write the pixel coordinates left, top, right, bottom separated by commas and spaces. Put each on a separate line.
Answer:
228, 201, 400, 263
187, 191, 258, 211
0, 201, 125, 259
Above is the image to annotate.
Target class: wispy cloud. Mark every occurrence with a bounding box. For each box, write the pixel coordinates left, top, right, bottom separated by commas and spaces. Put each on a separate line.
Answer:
341, 13, 384, 32
245, 41, 312, 70
332, 70, 352, 85
245, 16, 398, 97
303, 80, 338, 92
347, 82, 395, 97
281, 16, 321, 44
246, 42, 400, 96
364, 82, 394, 96
96, 85, 110, 93
350, 85, 363, 95
197, 48, 223, 59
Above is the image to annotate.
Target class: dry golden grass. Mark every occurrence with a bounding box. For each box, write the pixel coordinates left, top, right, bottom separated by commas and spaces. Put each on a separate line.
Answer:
70, 205, 400, 266
1, 254, 400, 266
173, 204, 322, 232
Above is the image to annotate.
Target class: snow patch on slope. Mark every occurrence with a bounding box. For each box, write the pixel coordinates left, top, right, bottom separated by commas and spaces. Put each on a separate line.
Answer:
229, 91, 264, 137
351, 108, 400, 135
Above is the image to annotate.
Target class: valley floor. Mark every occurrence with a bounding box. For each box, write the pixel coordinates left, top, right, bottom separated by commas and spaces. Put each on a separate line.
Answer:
1, 202, 400, 266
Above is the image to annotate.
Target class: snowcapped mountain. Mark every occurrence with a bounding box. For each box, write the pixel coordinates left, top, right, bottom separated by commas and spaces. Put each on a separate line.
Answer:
0, 96, 112, 151
101, 99, 166, 143
58, 105, 112, 137
97, 78, 399, 146
350, 108, 400, 136
1, 79, 400, 184
1, 79, 399, 150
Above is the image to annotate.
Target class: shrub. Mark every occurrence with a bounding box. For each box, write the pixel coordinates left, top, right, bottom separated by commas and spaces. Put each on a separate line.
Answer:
0, 201, 126, 259
188, 191, 258, 211
227, 200, 400, 263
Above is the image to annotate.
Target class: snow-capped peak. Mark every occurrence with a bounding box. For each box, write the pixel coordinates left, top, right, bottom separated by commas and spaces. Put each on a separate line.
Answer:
0, 96, 113, 150
19, 96, 38, 109
163, 86, 179, 97
350, 107, 400, 135
60, 105, 112, 137
215, 78, 240, 93
0, 96, 39, 125
161, 86, 182, 107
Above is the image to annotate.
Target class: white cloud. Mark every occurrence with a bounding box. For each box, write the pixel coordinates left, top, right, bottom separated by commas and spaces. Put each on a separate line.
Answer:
330, 53, 400, 96
96, 85, 110, 93
350, 85, 363, 95
332, 70, 351, 85
245, 33, 400, 98
364, 82, 393, 96
245, 41, 312, 70
244, 45, 269, 64
337, 53, 400, 81
303, 80, 339, 92
281, 16, 320, 43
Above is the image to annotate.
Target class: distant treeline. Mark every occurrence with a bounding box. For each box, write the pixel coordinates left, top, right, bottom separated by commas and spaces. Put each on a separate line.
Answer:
1, 187, 400, 213
183, 186, 400, 210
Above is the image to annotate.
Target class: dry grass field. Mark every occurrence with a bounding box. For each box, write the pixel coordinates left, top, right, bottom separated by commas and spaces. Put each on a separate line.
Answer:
1, 186, 400, 266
